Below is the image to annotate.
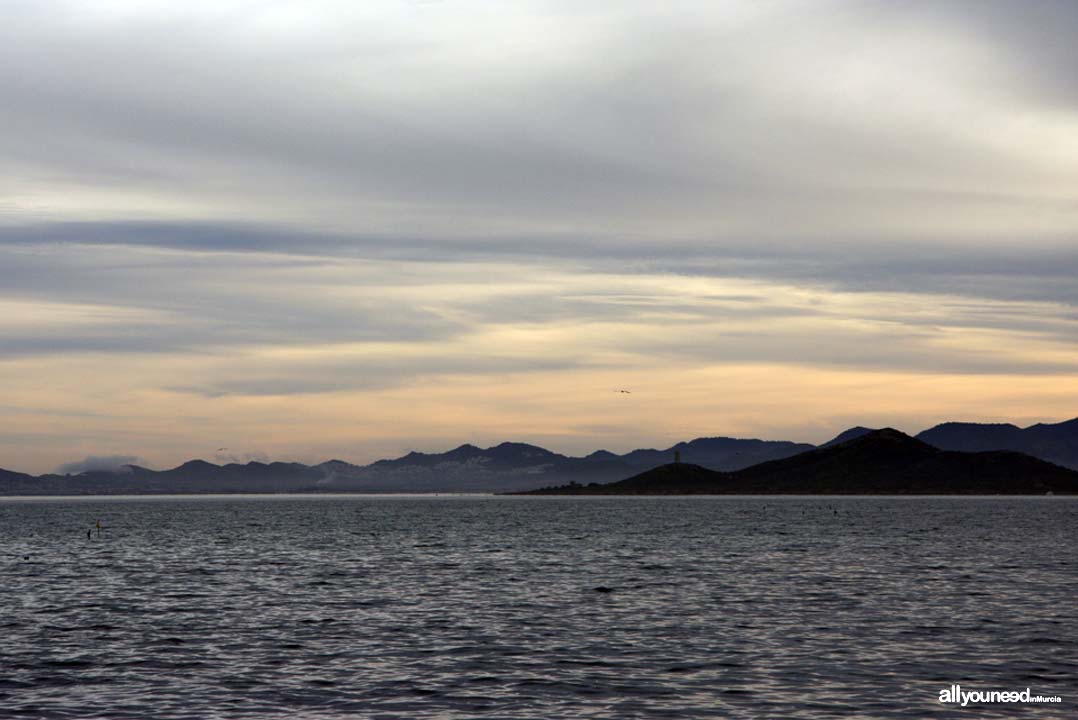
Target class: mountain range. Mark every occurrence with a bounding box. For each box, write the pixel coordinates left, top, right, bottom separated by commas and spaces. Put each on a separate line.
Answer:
1, 418, 1075, 495
915, 419, 1078, 469
520, 429, 1078, 495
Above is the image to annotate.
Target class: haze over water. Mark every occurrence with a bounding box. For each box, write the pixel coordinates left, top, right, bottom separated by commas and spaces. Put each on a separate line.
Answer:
2, 495, 1074, 718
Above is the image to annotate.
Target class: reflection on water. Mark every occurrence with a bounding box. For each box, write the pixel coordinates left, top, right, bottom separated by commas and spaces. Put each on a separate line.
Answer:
2, 496, 1075, 718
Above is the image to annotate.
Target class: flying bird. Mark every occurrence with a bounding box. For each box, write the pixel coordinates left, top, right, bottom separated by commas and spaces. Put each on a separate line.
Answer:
216, 447, 228, 452
616, 390, 631, 394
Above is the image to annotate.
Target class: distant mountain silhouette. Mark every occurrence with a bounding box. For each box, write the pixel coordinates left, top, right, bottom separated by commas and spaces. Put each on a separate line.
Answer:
3, 420, 1076, 494
0, 435, 811, 495
17, 460, 325, 494
616, 437, 814, 472
521, 429, 1078, 495
331, 437, 810, 492
820, 426, 876, 447
917, 418, 1078, 469
0, 467, 37, 494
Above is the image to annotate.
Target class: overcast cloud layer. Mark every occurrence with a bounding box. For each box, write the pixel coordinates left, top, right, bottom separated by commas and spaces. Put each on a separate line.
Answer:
2, 1, 1076, 473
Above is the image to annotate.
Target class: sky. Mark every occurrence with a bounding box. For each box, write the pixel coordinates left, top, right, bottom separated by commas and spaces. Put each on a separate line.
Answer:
2, 0, 1077, 474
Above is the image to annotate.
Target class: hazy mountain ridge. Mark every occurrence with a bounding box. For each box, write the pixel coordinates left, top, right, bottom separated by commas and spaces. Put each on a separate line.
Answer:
820, 426, 876, 448
916, 419, 1078, 469
522, 429, 1078, 495
2, 418, 1075, 494
0, 436, 813, 494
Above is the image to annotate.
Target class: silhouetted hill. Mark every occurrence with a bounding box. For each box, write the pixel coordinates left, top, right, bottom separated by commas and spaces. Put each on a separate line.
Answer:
521, 429, 1078, 495
917, 418, 1078, 469
820, 426, 876, 447
320, 436, 809, 492
2, 461, 325, 494
0, 467, 38, 494
618, 436, 814, 472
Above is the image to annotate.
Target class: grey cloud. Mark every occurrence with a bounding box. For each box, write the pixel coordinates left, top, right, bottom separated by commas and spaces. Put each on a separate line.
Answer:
0, 332, 193, 358
0, 240, 465, 358
4, 221, 1078, 307
0, 220, 602, 264
453, 290, 825, 328
167, 355, 588, 398
0, 10, 715, 230
908, 0, 1078, 109
651, 245, 1078, 308
623, 325, 1078, 377
57, 455, 145, 474
0, 404, 105, 419
2, 1, 1074, 244
1, 228, 1077, 377
2, 1, 1077, 416
0, 307, 457, 359
0, 221, 350, 255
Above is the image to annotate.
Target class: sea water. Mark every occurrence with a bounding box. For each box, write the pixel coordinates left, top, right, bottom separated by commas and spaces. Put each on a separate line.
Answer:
1, 495, 1075, 718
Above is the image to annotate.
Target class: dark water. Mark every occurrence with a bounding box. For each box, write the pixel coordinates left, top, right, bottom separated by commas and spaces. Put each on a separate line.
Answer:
1, 496, 1075, 719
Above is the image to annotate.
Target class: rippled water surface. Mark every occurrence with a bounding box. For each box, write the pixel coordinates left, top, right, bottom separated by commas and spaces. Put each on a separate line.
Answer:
2, 496, 1075, 718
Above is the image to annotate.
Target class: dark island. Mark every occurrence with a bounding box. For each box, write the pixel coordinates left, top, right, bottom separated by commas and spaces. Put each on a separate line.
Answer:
516, 429, 1078, 495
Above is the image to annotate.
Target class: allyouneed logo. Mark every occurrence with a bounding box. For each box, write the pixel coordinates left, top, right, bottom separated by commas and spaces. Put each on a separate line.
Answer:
939, 685, 1062, 706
